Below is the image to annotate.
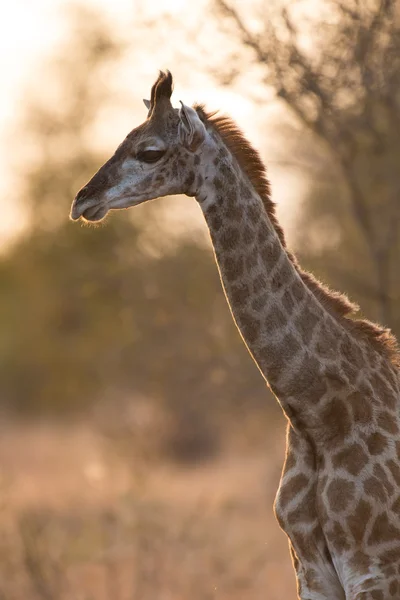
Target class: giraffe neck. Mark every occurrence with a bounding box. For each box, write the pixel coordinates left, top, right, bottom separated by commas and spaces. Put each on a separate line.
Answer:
194, 132, 362, 434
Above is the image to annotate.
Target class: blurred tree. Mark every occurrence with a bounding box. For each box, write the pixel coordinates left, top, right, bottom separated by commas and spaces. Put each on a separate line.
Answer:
18, 4, 125, 230
0, 3, 139, 411
212, 0, 400, 335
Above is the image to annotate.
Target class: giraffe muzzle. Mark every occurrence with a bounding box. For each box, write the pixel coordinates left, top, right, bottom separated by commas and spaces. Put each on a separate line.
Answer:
70, 190, 109, 222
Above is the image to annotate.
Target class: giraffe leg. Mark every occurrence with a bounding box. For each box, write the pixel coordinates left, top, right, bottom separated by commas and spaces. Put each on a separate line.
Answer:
351, 579, 400, 599
348, 573, 400, 599
353, 592, 385, 599
275, 425, 344, 600
289, 540, 345, 600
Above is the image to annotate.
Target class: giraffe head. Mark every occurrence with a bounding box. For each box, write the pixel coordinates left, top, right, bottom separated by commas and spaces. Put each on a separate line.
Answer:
70, 71, 207, 222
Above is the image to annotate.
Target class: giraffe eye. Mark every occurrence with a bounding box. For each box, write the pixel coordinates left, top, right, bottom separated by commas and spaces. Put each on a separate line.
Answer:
136, 149, 165, 163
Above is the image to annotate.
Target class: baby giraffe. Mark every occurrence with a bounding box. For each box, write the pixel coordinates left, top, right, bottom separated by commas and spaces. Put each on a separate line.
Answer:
71, 71, 400, 600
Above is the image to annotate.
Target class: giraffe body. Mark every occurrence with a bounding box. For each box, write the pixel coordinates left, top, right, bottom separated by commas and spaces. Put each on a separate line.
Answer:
70, 71, 400, 599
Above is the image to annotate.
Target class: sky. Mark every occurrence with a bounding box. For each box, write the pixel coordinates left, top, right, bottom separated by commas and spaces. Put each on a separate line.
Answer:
0, 0, 64, 241
0, 0, 304, 246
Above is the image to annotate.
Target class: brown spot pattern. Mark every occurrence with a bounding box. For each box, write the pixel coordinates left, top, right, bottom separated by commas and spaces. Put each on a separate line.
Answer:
371, 591, 384, 600
389, 580, 399, 596
253, 274, 266, 294
381, 546, 400, 562
245, 245, 259, 271
372, 372, 397, 410
213, 176, 222, 190
289, 356, 321, 397
340, 335, 364, 366
384, 565, 396, 577
295, 306, 320, 345
237, 312, 260, 344
349, 390, 373, 424
333, 443, 369, 475
282, 289, 295, 315
327, 520, 351, 552
261, 343, 289, 384
219, 226, 240, 251
373, 464, 394, 496
264, 305, 287, 333
349, 550, 370, 574
386, 459, 400, 485
287, 488, 317, 525
368, 512, 400, 544
392, 495, 400, 514
365, 432, 388, 455
321, 398, 352, 444
326, 477, 355, 512
291, 531, 315, 562
261, 240, 281, 267
277, 473, 309, 510
282, 333, 301, 359
364, 476, 388, 502
230, 283, 250, 306
291, 280, 306, 303
210, 213, 223, 232
223, 256, 244, 281
230, 205, 242, 223
340, 359, 358, 381
247, 203, 261, 224
377, 411, 399, 434
184, 172, 195, 188
257, 219, 271, 243
273, 261, 293, 292
242, 224, 254, 244
251, 293, 268, 311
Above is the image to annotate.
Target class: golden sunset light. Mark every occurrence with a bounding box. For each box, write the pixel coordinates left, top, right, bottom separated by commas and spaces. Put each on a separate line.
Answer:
0, 2, 399, 598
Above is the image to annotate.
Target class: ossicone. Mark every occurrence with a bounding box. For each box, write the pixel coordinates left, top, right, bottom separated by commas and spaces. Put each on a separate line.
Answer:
149, 70, 173, 114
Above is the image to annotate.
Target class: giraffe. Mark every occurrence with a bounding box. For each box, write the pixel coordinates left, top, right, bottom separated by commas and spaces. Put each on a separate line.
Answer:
70, 71, 400, 600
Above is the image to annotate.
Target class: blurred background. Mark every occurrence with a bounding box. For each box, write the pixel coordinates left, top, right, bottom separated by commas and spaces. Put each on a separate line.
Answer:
0, 0, 399, 598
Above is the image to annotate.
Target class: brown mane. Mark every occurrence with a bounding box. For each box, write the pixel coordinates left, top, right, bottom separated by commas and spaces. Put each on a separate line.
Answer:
194, 104, 400, 368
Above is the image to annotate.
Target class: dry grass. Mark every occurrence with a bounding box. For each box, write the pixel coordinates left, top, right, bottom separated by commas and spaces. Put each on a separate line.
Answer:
0, 421, 296, 599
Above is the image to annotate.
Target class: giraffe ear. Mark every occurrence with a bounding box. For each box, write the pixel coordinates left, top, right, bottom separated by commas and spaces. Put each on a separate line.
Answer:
178, 101, 206, 152
143, 99, 151, 110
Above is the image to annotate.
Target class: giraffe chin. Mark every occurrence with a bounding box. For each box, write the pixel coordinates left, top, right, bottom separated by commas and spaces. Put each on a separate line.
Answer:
81, 205, 109, 222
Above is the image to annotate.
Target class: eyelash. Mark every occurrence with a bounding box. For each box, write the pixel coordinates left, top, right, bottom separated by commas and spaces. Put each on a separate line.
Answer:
136, 150, 165, 163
